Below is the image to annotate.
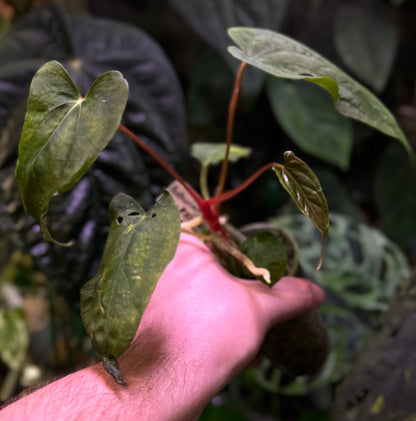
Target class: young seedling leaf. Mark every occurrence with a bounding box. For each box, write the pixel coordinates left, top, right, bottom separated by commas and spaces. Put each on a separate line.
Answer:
15, 60, 129, 244
227, 27, 411, 154
240, 231, 287, 287
274, 151, 329, 269
80, 191, 181, 385
191, 142, 252, 167
191, 142, 251, 199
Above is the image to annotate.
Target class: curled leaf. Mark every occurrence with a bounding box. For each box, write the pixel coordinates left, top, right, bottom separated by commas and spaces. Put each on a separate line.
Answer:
240, 231, 287, 287
15, 60, 129, 244
274, 151, 329, 269
80, 191, 181, 384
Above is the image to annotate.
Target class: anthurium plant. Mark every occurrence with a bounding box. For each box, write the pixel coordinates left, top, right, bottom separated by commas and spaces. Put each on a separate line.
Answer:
15, 27, 411, 384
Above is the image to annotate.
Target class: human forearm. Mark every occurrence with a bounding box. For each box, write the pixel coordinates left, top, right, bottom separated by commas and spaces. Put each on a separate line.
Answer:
1, 234, 324, 420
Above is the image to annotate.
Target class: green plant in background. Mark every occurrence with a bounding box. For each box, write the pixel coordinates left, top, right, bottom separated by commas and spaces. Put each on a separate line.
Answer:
1, 1, 415, 418
15, 57, 329, 383
13, 21, 411, 384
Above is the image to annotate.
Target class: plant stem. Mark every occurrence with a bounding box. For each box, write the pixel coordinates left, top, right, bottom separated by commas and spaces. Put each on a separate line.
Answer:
199, 164, 211, 200
215, 62, 248, 203
208, 162, 283, 206
118, 124, 204, 207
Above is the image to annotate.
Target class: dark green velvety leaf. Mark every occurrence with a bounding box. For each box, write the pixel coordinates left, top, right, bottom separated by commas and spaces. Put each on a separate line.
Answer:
334, 4, 397, 93
267, 78, 353, 170
240, 231, 287, 286
16, 60, 129, 243
0, 5, 188, 308
228, 27, 411, 153
274, 151, 329, 268
80, 191, 180, 384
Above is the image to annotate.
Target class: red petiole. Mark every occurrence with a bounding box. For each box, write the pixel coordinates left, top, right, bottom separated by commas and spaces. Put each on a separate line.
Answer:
118, 62, 280, 238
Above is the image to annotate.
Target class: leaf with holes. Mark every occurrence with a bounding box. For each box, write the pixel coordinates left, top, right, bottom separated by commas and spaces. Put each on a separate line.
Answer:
274, 151, 329, 269
80, 191, 180, 385
228, 27, 411, 154
15, 60, 129, 244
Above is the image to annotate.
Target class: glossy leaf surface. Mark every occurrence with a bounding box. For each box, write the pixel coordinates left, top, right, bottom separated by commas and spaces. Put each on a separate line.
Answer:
240, 231, 287, 286
80, 191, 181, 384
228, 27, 410, 152
16, 60, 128, 243
274, 152, 329, 268
191, 142, 252, 167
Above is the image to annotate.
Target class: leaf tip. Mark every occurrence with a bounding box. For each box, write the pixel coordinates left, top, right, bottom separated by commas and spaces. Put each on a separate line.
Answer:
40, 218, 75, 247
103, 354, 126, 386
315, 233, 326, 271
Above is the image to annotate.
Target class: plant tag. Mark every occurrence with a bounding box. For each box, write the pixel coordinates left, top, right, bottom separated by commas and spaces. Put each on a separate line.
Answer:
166, 181, 201, 223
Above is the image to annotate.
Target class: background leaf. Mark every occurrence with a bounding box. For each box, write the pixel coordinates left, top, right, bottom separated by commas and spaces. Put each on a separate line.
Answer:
334, 4, 397, 93
80, 191, 180, 383
0, 308, 28, 371
168, 0, 290, 95
227, 27, 410, 153
267, 78, 353, 169
375, 144, 416, 249
16, 60, 129, 240
267, 212, 411, 392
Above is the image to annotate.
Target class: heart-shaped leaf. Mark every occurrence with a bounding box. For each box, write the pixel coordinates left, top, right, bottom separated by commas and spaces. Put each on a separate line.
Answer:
228, 27, 411, 154
1, 6, 188, 309
274, 151, 329, 269
80, 191, 181, 385
15, 60, 129, 243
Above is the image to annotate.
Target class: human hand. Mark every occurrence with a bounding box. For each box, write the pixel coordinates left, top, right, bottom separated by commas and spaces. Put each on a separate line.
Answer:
1, 233, 324, 421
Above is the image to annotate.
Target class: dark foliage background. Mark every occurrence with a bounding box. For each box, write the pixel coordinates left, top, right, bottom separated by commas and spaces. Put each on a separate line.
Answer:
0, 1, 415, 420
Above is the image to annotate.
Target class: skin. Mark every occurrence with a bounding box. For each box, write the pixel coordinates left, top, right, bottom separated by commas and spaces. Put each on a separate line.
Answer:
0, 233, 324, 421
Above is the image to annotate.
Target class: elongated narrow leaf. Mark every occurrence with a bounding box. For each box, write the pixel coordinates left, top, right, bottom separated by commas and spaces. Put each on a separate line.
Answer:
80, 191, 181, 385
15, 60, 129, 243
191, 142, 252, 167
228, 27, 411, 153
274, 151, 329, 268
